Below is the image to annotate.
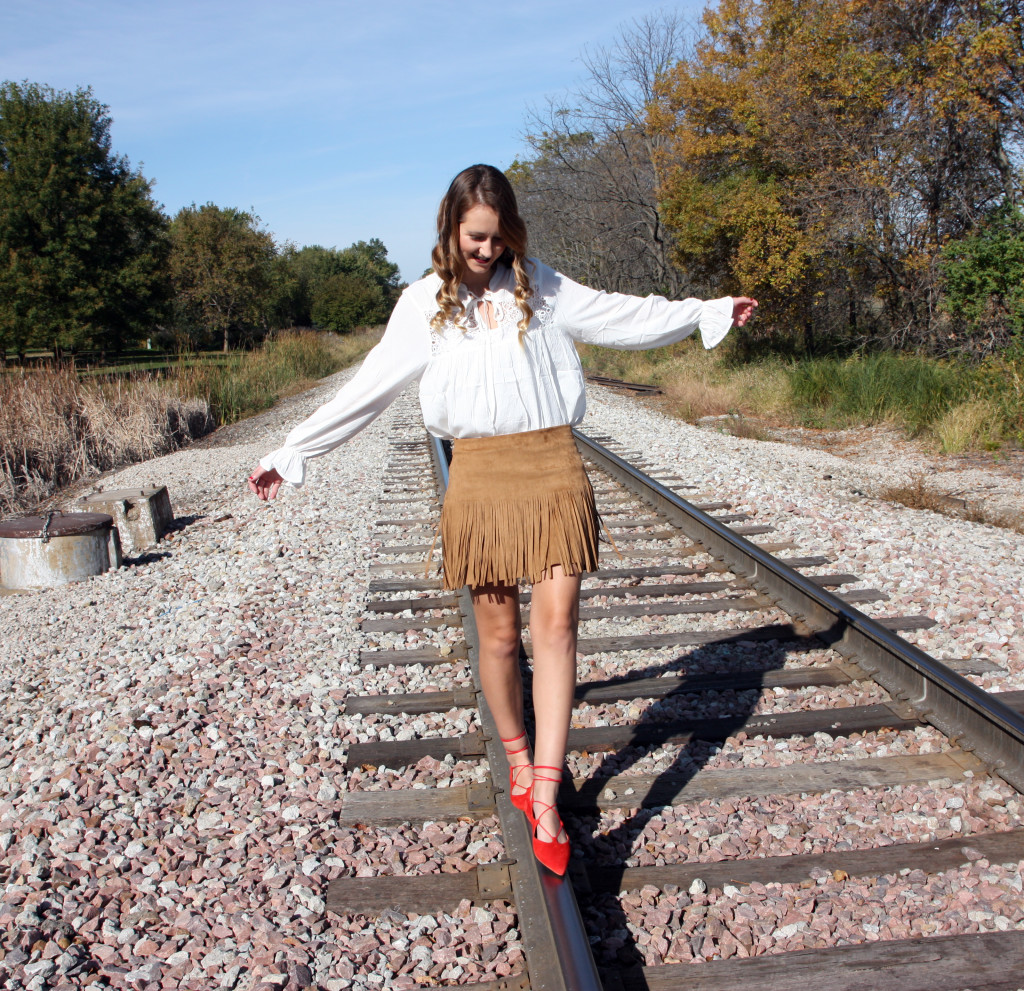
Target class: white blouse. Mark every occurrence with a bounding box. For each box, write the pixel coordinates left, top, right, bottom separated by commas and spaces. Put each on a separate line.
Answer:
260, 259, 733, 485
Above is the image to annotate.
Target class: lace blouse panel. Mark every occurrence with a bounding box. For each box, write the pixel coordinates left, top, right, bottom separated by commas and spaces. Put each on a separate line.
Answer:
427, 287, 552, 356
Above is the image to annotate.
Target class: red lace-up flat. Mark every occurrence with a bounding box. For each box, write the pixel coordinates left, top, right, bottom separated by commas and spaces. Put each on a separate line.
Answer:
529, 765, 570, 876
500, 731, 533, 815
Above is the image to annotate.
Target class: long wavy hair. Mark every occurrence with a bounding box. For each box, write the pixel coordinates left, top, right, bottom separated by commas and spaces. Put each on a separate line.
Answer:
430, 164, 533, 337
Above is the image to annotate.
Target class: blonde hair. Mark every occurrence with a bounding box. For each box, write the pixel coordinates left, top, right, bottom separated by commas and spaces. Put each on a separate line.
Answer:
430, 164, 533, 338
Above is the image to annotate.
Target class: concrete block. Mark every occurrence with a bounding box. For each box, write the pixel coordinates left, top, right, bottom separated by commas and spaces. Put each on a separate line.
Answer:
77, 486, 173, 555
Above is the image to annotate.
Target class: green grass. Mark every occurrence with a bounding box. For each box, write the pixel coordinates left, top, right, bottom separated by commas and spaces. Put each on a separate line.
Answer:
788, 354, 971, 433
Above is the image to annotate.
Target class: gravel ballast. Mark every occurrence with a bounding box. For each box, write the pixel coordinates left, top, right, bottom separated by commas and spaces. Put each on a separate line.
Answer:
1, 366, 1023, 988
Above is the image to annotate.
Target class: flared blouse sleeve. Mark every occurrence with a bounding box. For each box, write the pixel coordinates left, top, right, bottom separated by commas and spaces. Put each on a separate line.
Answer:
259, 290, 430, 485
549, 269, 733, 350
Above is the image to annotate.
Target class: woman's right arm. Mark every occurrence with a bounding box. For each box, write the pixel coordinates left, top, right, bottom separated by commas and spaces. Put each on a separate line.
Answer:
252, 291, 430, 493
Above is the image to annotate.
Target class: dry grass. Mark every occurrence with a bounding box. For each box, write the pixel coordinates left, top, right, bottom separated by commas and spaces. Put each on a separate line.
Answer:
879, 473, 1023, 533
932, 399, 1003, 453
0, 328, 382, 515
724, 416, 775, 441
576, 341, 792, 422
0, 368, 214, 514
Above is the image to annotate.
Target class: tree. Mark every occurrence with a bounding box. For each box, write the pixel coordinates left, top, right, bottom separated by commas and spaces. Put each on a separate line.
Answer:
510, 12, 694, 296
271, 240, 402, 331
169, 203, 276, 350
311, 271, 388, 331
269, 244, 344, 328
0, 81, 170, 357
336, 237, 402, 316
650, 0, 1024, 354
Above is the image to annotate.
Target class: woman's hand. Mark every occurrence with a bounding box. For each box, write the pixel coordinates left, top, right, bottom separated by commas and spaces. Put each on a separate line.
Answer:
248, 466, 284, 501
732, 297, 759, 327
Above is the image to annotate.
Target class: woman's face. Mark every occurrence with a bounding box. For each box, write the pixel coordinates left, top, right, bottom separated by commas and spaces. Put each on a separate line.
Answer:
458, 203, 505, 283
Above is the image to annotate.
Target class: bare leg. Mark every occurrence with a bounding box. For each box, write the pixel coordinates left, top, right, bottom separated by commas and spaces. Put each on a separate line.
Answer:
470, 583, 532, 800
527, 565, 581, 843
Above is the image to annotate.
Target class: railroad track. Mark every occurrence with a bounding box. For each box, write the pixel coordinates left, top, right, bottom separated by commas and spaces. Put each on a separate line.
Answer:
327, 406, 1024, 991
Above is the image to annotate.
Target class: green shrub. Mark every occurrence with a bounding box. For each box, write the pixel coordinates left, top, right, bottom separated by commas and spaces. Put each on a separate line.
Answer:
974, 352, 1024, 445
940, 204, 1024, 352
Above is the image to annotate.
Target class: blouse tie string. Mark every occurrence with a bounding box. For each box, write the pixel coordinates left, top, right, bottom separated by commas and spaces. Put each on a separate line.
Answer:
461, 293, 485, 330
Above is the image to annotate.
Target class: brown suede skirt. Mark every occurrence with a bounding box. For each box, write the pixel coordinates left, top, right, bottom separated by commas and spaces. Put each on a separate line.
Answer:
439, 425, 600, 590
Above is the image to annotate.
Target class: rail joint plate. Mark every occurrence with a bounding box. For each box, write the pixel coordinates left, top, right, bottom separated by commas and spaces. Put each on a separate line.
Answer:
466, 781, 497, 812
476, 861, 515, 900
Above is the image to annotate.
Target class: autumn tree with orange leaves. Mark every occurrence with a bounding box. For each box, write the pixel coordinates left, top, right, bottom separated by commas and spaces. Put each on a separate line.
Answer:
650, 0, 1023, 355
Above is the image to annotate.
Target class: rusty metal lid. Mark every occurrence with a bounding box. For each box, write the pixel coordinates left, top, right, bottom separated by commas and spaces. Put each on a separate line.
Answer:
0, 512, 114, 539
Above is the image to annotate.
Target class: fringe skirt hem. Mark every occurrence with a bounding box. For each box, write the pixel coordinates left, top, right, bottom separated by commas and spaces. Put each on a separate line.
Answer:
438, 426, 598, 590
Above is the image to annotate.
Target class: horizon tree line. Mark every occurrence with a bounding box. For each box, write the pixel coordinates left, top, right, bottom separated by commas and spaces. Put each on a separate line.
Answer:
0, 80, 403, 360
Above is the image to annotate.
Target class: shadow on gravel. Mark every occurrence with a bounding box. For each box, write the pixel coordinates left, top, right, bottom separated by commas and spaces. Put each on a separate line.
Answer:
118, 514, 208, 566
123, 550, 173, 566
167, 513, 206, 533
523, 625, 806, 984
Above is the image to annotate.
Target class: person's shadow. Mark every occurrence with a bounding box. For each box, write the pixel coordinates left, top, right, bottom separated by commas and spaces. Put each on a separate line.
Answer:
521, 610, 839, 983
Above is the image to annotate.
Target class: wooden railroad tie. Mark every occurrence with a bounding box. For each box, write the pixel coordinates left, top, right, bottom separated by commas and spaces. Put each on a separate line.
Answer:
325, 861, 515, 917
342, 693, 1024, 772
618, 929, 1024, 991
337, 749, 991, 825
580, 825, 1024, 897
344, 656, 1000, 713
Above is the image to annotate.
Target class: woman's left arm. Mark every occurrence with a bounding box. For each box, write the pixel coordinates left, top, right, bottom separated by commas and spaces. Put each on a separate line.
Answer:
553, 270, 756, 350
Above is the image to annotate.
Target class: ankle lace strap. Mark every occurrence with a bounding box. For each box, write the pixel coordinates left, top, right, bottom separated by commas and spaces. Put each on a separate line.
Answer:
500, 731, 529, 756
532, 765, 563, 782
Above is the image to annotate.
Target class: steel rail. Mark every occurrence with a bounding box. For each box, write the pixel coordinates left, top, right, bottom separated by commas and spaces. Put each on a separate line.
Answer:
574, 428, 1024, 794
428, 433, 604, 991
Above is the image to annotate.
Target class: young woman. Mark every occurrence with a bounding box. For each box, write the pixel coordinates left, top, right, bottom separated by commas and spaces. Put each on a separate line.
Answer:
249, 164, 757, 875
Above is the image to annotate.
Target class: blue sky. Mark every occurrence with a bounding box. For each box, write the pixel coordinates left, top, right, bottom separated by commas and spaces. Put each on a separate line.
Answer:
2, 0, 703, 282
